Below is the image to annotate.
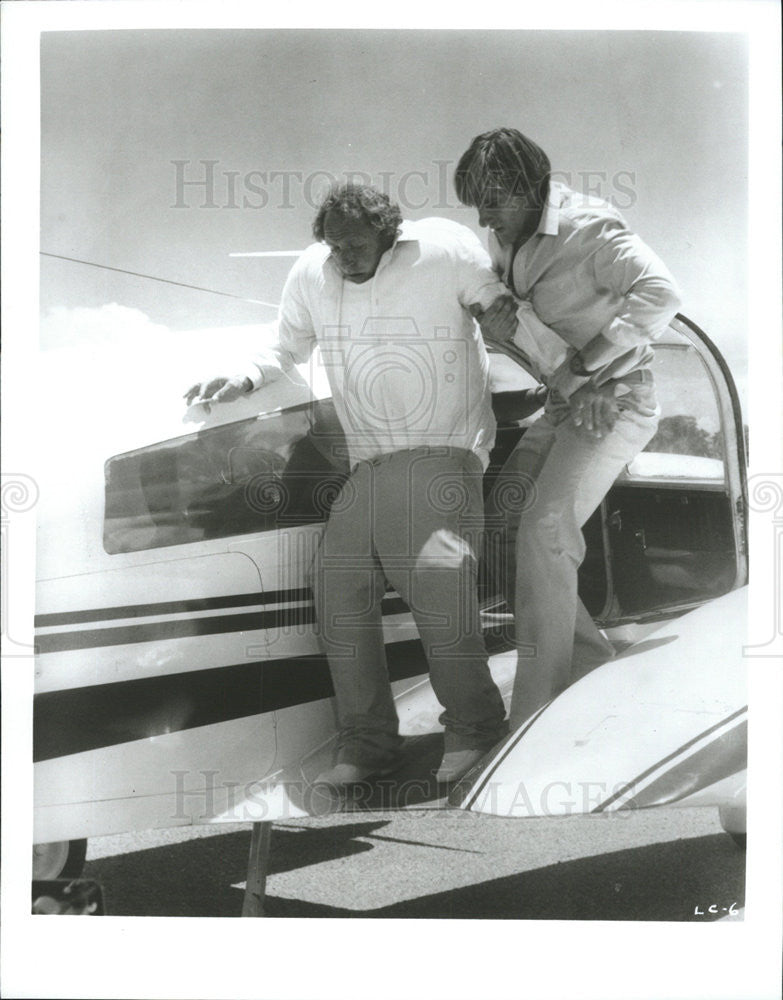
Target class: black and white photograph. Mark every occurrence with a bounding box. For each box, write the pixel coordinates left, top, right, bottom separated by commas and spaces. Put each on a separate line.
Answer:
1, 3, 781, 999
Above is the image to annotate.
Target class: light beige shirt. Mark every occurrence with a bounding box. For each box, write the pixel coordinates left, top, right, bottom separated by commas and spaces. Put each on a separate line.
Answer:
489, 183, 682, 398
246, 218, 506, 467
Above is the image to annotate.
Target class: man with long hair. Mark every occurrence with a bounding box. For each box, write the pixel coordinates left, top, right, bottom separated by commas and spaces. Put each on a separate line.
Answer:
455, 127, 682, 728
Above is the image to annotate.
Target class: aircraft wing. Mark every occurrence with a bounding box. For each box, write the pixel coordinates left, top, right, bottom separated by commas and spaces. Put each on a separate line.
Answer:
449, 586, 747, 818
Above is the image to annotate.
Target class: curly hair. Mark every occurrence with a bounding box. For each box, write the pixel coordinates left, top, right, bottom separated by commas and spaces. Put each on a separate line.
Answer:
312, 183, 403, 244
454, 128, 551, 210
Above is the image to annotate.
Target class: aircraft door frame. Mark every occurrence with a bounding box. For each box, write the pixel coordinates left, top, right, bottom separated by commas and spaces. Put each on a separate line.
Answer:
597, 313, 748, 626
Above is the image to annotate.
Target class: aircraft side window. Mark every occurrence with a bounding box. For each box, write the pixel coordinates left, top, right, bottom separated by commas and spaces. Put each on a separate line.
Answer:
606, 323, 745, 614
625, 331, 728, 483
103, 402, 349, 553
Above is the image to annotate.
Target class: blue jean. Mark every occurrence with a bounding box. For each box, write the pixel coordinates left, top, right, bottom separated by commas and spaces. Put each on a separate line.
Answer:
312, 446, 506, 767
486, 380, 660, 728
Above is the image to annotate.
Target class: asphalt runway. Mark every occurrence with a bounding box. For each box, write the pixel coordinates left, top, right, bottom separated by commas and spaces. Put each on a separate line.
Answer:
83, 802, 745, 921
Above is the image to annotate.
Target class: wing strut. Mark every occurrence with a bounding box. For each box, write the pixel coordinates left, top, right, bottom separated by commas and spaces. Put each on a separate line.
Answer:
241, 821, 274, 917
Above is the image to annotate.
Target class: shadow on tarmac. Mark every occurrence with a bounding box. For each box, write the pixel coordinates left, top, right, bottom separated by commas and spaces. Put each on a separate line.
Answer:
85, 820, 384, 917
263, 831, 745, 920
85, 824, 745, 920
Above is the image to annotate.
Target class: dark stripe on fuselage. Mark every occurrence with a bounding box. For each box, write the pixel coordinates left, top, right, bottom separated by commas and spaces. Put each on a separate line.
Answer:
619, 719, 747, 810
591, 706, 748, 813
34, 596, 412, 654
35, 587, 310, 627
33, 638, 430, 763
448, 700, 552, 810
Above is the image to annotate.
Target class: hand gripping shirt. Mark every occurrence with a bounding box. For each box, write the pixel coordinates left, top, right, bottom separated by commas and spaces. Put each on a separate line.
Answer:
489, 183, 683, 399
246, 218, 506, 468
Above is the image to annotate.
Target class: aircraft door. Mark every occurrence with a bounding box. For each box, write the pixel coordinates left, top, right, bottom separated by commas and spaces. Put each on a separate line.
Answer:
596, 315, 748, 625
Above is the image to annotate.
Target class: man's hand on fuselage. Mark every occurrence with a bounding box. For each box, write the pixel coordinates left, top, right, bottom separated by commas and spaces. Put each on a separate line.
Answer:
183, 375, 253, 413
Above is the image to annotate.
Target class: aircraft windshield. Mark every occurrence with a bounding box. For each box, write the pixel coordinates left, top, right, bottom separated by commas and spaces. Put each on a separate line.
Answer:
103, 400, 348, 553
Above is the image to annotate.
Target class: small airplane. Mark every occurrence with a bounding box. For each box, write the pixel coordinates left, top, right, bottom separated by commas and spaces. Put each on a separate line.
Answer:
31, 296, 748, 911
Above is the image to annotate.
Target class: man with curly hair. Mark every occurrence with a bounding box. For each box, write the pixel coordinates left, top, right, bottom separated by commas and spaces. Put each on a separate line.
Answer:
186, 183, 509, 787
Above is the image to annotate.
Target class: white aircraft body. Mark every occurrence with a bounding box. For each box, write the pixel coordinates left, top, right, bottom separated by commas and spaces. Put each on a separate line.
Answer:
31, 311, 749, 885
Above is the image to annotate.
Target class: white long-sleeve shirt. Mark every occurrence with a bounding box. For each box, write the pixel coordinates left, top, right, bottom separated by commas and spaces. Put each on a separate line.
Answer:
245, 218, 506, 468
489, 183, 682, 398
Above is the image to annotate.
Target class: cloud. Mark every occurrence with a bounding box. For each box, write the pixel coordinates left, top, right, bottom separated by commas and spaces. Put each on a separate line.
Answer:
39, 303, 280, 374
35, 304, 329, 451
40, 302, 168, 352
35, 306, 286, 470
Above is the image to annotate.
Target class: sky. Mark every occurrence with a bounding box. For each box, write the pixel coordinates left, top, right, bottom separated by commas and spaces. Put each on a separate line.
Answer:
38, 29, 750, 397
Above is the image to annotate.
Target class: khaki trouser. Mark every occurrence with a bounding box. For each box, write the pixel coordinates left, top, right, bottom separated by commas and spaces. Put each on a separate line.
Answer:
486, 379, 660, 729
312, 446, 506, 767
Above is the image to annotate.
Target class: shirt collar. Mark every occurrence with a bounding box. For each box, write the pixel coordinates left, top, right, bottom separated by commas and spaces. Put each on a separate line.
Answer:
537, 181, 567, 237
323, 219, 415, 278
395, 219, 418, 243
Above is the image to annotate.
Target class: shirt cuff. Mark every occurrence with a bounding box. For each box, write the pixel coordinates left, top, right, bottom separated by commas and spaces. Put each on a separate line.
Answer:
242, 369, 264, 391
473, 280, 510, 315
547, 356, 591, 400
577, 331, 625, 370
